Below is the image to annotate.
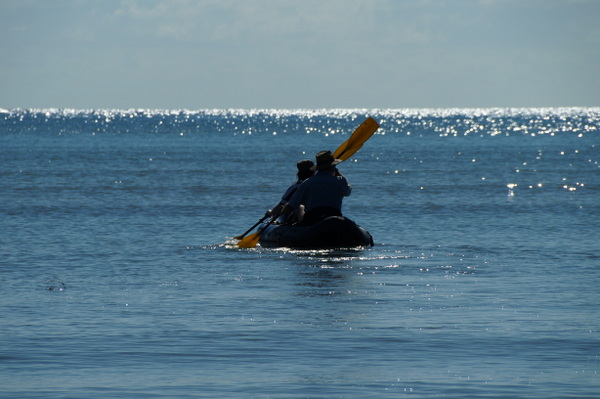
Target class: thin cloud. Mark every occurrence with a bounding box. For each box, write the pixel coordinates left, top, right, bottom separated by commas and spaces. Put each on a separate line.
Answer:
112, 0, 378, 43
1, 0, 598, 108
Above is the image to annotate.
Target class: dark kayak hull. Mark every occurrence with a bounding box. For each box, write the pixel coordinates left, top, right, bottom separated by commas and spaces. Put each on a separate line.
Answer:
258, 216, 373, 249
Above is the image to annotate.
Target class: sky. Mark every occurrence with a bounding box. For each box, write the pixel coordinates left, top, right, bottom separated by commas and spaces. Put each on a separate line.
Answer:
1, 0, 599, 109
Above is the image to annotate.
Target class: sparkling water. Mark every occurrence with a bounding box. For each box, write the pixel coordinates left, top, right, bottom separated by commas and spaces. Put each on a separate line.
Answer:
1, 108, 598, 398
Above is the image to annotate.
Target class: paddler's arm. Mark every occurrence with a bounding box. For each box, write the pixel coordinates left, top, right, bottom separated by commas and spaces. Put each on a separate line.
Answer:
334, 168, 352, 196
280, 203, 293, 215
266, 202, 284, 218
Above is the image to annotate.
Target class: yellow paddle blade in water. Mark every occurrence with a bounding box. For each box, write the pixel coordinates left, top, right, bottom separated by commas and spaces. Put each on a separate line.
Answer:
237, 231, 262, 248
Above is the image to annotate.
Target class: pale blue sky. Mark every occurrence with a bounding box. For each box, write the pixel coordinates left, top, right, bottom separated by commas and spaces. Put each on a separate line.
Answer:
1, 0, 599, 109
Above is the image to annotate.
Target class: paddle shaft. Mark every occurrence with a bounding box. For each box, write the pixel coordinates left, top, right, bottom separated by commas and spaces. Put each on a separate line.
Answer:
235, 213, 269, 239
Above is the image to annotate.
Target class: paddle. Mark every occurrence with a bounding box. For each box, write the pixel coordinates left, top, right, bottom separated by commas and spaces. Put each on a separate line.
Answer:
237, 217, 277, 248
333, 117, 379, 161
234, 213, 270, 240
236, 116, 379, 248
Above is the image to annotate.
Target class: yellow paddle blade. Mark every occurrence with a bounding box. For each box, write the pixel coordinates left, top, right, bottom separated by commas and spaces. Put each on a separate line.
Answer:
237, 231, 262, 248
333, 137, 351, 159
333, 117, 379, 161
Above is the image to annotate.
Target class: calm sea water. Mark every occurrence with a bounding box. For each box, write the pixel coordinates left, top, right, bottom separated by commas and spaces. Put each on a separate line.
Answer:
1, 108, 599, 398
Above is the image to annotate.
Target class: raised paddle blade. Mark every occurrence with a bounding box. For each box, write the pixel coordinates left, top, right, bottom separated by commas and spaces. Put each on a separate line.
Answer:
333, 117, 379, 161
237, 231, 262, 248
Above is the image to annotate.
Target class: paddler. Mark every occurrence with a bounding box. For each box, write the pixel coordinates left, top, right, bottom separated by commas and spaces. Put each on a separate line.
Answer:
266, 159, 315, 224
282, 150, 352, 225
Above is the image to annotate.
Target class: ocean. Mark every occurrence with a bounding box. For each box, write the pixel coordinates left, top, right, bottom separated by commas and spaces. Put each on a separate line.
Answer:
1, 107, 598, 398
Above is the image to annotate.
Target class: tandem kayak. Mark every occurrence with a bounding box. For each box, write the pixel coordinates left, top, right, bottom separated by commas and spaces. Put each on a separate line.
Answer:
258, 216, 373, 249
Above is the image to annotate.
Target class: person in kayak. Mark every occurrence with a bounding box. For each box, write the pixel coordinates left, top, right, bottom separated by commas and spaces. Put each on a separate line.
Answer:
266, 159, 315, 224
283, 150, 352, 225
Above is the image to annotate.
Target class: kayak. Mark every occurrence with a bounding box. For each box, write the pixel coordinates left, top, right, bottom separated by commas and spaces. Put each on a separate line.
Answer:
258, 216, 374, 249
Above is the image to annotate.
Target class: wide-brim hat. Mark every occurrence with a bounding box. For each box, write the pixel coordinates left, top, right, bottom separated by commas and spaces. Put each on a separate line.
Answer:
312, 150, 341, 171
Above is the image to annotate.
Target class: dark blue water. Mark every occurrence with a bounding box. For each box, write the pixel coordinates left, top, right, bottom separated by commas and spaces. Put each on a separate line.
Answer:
1, 108, 599, 398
